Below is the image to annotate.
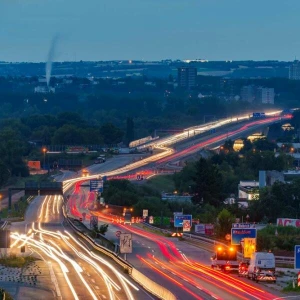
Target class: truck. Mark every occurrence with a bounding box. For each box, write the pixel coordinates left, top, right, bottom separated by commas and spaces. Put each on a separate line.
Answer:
211, 246, 239, 273
247, 252, 276, 283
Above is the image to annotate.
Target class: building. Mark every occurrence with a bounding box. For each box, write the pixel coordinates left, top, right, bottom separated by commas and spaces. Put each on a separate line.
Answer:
256, 87, 275, 104
240, 85, 255, 102
177, 67, 197, 89
238, 181, 259, 201
289, 60, 300, 80
34, 86, 55, 93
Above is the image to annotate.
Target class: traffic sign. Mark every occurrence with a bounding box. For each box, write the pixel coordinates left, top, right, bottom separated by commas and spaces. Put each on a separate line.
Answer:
174, 214, 192, 228
295, 245, 300, 269
90, 216, 98, 229
143, 209, 148, 217
149, 216, 154, 224
116, 230, 121, 238
232, 223, 253, 228
243, 238, 256, 258
120, 233, 132, 254
90, 180, 103, 193
231, 228, 257, 245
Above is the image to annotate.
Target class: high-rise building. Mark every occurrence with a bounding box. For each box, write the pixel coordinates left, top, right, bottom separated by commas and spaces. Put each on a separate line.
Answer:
289, 60, 300, 80
256, 87, 275, 104
240, 85, 255, 102
177, 67, 197, 89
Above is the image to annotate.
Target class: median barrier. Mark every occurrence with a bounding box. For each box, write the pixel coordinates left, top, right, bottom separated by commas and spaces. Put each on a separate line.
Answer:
131, 267, 177, 300
64, 210, 177, 298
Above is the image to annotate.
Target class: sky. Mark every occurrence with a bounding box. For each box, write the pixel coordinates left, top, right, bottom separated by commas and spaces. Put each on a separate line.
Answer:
1, 0, 300, 62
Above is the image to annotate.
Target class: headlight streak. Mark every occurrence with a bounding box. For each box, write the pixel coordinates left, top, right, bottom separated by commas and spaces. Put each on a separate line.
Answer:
58, 233, 116, 300
10, 232, 79, 300
33, 216, 137, 300
65, 231, 139, 300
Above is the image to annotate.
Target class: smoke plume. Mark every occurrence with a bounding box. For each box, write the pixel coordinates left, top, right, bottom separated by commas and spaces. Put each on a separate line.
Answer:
46, 35, 59, 87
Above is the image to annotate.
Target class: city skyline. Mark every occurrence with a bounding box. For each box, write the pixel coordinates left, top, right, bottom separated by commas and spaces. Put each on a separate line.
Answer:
1, 0, 300, 62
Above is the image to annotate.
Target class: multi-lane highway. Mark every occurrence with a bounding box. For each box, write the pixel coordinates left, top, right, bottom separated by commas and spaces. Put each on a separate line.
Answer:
10, 194, 155, 300
60, 113, 292, 299
9, 112, 291, 299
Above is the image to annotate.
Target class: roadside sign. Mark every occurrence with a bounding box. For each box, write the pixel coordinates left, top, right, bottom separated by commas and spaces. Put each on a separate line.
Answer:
231, 228, 257, 245
90, 180, 103, 193
232, 223, 252, 228
143, 209, 148, 217
183, 219, 191, 232
174, 215, 192, 228
116, 231, 121, 238
243, 238, 256, 258
149, 216, 154, 224
90, 216, 98, 229
295, 245, 300, 269
120, 233, 132, 254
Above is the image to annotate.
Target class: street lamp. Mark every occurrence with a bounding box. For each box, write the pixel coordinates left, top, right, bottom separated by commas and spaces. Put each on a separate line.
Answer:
42, 147, 47, 170
0, 194, 2, 211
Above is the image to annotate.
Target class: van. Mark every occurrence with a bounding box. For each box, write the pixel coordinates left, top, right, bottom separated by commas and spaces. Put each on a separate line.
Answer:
247, 252, 276, 283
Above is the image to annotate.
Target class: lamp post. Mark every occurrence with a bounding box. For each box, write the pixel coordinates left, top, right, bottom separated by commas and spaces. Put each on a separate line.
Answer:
0, 194, 2, 212
42, 147, 47, 170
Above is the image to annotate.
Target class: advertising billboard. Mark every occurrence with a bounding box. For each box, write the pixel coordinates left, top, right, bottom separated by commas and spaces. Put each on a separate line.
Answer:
195, 224, 214, 235
27, 161, 41, 170
277, 218, 300, 228
231, 228, 257, 245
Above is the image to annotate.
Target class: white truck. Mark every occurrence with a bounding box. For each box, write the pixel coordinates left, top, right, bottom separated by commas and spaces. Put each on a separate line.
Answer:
247, 252, 276, 283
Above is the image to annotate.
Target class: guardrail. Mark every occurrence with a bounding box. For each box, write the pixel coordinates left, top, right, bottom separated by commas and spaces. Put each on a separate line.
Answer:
141, 223, 295, 265
64, 211, 177, 299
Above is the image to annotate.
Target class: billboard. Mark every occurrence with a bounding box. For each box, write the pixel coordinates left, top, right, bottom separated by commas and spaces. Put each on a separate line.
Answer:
27, 161, 41, 170
195, 224, 214, 235
174, 215, 192, 228
183, 219, 191, 232
231, 228, 257, 245
277, 218, 300, 228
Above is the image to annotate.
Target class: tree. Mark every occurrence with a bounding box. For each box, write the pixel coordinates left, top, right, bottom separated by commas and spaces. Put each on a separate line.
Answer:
215, 209, 235, 239
125, 117, 134, 146
191, 158, 223, 207
100, 123, 124, 145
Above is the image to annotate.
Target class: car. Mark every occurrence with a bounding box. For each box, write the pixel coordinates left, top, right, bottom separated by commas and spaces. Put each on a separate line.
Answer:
238, 261, 249, 277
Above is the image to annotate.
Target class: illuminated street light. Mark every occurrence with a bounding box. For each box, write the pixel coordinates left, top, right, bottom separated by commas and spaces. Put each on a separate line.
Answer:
42, 147, 47, 170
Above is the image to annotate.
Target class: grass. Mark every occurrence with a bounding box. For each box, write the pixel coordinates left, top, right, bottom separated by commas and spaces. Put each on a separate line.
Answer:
0, 254, 37, 268
135, 223, 171, 237
146, 175, 175, 193
282, 281, 300, 292
0, 196, 32, 220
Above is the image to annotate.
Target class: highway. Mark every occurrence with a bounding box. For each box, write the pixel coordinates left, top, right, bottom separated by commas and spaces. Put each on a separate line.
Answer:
9, 112, 290, 299
61, 113, 291, 299
10, 195, 155, 300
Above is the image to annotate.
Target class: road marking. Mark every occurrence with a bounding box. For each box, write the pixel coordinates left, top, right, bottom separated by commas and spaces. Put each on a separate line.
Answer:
95, 286, 99, 290
87, 273, 90, 276
102, 295, 107, 299
91, 279, 95, 283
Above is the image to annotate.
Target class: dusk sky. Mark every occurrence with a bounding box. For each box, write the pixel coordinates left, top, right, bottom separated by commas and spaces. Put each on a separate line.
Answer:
1, 0, 300, 62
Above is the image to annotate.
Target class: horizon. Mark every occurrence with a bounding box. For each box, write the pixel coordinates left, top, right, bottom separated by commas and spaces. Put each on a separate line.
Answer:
1, 1, 300, 62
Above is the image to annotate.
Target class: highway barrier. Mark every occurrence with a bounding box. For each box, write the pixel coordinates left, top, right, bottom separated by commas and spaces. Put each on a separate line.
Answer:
131, 267, 177, 300
64, 209, 177, 299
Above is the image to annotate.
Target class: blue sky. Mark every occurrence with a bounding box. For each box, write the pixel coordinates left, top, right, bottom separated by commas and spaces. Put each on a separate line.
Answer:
1, 0, 300, 62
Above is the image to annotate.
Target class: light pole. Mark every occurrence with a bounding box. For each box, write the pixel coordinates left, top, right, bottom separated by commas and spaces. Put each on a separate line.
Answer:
0, 194, 2, 212
42, 147, 47, 170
